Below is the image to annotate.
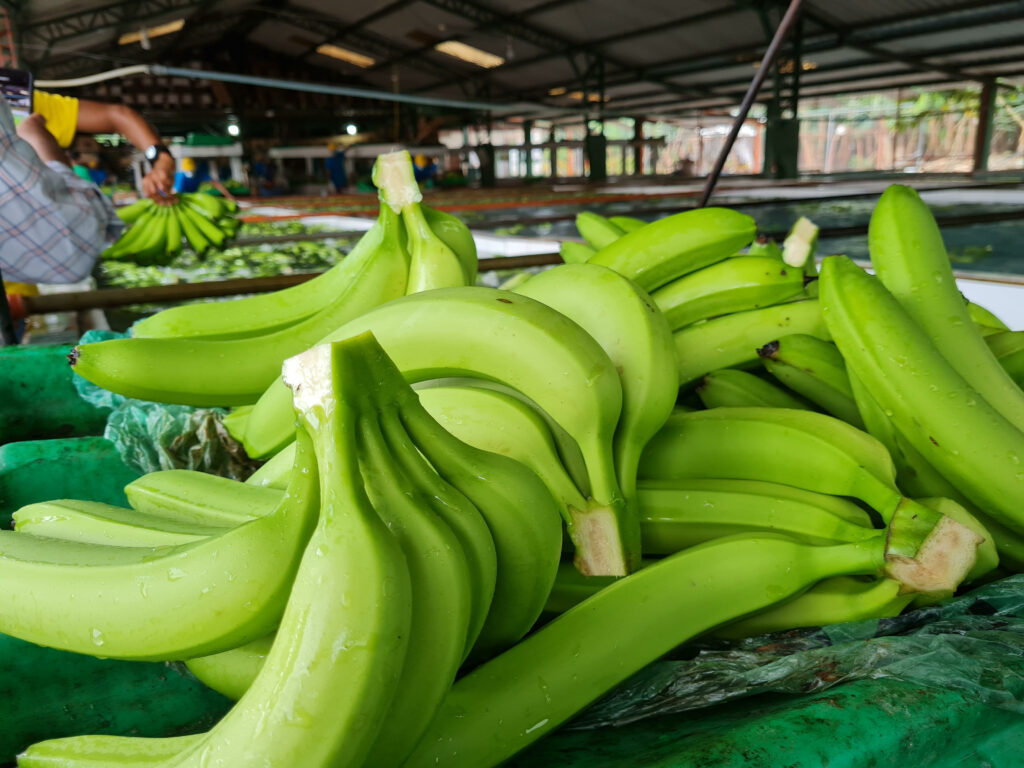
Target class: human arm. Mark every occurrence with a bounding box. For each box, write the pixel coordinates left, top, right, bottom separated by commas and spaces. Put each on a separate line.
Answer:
0, 103, 125, 284
75, 99, 175, 200
16, 114, 69, 166
209, 178, 236, 202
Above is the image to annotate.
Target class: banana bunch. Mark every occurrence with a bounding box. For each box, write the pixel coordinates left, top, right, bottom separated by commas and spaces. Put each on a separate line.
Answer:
103, 193, 240, 265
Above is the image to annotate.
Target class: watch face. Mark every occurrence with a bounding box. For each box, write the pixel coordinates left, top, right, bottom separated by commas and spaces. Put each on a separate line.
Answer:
146, 146, 157, 161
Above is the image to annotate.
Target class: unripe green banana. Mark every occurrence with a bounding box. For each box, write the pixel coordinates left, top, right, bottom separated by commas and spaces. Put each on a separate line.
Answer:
608, 215, 647, 232
124, 471, 271, 527
514, 262, 678, 510
696, 368, 811, 410
11, 499, 220, 547
174, 203, 210, 257
71, 206, 408, 406
637, 479, 877, 552
967, 301, 1010, 332
0, 433, 318, 661
395, 401, 564, 654
675, 299, 830, 388
403, 202, 467, 293
177, 203, 225, 250
416, 384, 589, 518
18, 734, 201, 767
639, 407, 902, 521
986, 330, 1024, 388
651, 255, 808, 331
868, 185, 1024, 432
422, 204, 478, 284
402, 533, 890, 768
131, 211, 391, 340
758, 334, 863, 427
185, 634, 274, 701
588, 207, 756, 291
718, 576, 912, 640
114, 198, 155, 224
560, 240, 596, 264
747, 234, 783, 260
241, 286, 631, 572
819, 255, 1024, 535
575, 211, 626, 250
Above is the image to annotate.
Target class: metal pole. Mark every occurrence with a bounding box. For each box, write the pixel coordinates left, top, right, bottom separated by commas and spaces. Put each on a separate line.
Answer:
973, 78, 996, 174
699, 0, 804, 207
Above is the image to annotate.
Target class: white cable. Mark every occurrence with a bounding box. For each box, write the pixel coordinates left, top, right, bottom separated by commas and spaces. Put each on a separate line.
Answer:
35, 65, 152, 88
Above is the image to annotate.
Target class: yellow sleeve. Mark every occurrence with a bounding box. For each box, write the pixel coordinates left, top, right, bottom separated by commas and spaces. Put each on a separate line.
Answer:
32, 90, 80, 148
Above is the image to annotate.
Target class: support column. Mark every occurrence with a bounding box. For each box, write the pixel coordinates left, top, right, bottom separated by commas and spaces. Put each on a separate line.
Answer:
522, 119, 533, 178
973, 79, 996, 174
632, 116, 645, 175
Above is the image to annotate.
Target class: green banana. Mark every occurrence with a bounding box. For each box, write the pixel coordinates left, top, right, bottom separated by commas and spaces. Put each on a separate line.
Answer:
758, 334, 864, 427
422, 204, 478, 284
514, 262, 678, 506
696, 368, 811, 410
402, 202, 466, 293
114, 198, 154, 224
11, 499, 220, 547
639, 407, 902, 521
148, 337, 415, 768
608, 215, 647, 232
18, 735, 201, 768
986, 330, 1024, 387
718, 576, 912, 639
124, 471, 271, 527
402, 532, 892, 768
0, 432, 318, 661
575, 211, 626, 250
175, 202, 210, 257
588, 207, 756, 291
185, 635, 274, 701
818, 255, 1024, 535
416, 384, 588, 518
868, 185, 1024, 432
967, 301, 1010, 332
650, 254, 808, 331
240, 286, 630, 572
163, 206, 183, 262
637, 479, 877, 552
560, 240, 596, 264
395, 399, 564, 652
674, 299, 830, 388
177, 203, 226, 250
131, 212, 390, 341
747, 234, 783, 260
70, 205, 408, 406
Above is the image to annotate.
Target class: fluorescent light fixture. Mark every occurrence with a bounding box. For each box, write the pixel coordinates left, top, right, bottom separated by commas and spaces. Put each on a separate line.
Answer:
119, 19, 184, 45
434, 40, 504, 69
346, 123, 358, 136
548, 87, 567, 96
316, 44, 375, 68
227, 124, 240, 137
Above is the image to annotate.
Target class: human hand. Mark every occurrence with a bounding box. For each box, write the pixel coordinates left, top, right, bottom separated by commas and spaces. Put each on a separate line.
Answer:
143, 153, 176, 202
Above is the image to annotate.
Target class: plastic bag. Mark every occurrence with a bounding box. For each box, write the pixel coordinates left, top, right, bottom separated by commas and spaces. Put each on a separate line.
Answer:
571, 574, 1024, 729
73, 330, 259, 480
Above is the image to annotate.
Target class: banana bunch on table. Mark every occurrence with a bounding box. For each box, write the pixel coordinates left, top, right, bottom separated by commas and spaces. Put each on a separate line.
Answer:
102, 193, 241, 265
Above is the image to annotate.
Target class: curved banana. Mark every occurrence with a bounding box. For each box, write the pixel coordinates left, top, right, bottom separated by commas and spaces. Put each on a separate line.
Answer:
987, 330, 1024, 388
131, 211, 390, 340
11, 499, 220, 547
639, 407, 902, 521
124, 471, 272, 527
241, 286, 630, 572
70, 206, 408, 406
869, 185, 1024, 431
416, 384, 588, 517
0, 432, 318, 661
576, 211, 625, 250
718, 576, 912, 640
758, 334, 863, 427
696, 368, 811, 410
819, 255, 1024, 535
560, 240, 596, 264
637, 479, 877, 553
423, 204, 478, 284
675, 299, 830, 388
608, 215, 647, 232
587, 207, 756, 291
514, 263, 678, 508
402, 532, 889, 768
651, 255, 807, 331
18, 734, 202, 768
403, 202, 467, 293
968, 301, 1010, 332
395, 400, 564, 653
185, 634, 274, 701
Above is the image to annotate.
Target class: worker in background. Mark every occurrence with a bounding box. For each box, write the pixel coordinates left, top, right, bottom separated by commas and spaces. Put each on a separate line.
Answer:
173, 156, 235, 201
1, 103, 123, 289
32, 90, 176, 200
325, 141, 347, 193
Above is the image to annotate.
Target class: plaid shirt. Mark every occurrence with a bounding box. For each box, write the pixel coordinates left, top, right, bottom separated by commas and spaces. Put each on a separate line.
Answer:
0, 101, 124, 284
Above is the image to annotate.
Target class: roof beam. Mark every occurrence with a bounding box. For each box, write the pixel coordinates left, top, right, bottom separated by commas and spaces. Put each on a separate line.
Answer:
293, 0, 419, 61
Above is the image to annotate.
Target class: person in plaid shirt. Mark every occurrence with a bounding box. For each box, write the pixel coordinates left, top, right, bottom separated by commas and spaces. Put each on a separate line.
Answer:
0, 99, 123, 284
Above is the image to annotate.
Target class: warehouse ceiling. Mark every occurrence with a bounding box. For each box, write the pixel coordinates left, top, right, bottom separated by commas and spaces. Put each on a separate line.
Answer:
10, 0, 1024, 124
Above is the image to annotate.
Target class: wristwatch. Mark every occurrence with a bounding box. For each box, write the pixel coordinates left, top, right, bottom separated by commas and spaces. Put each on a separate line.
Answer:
145, 143, 172, 162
